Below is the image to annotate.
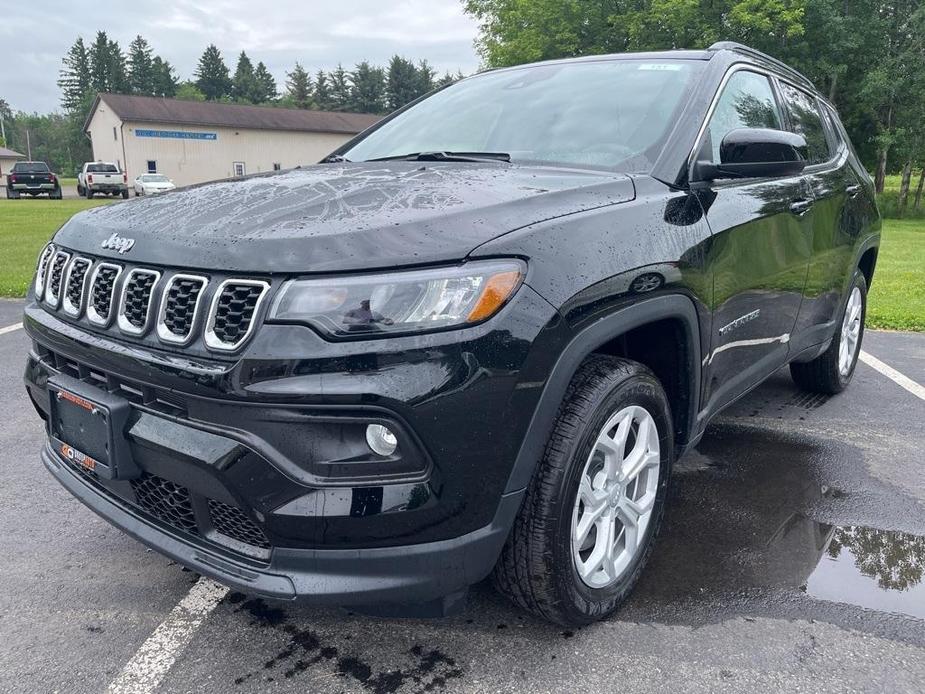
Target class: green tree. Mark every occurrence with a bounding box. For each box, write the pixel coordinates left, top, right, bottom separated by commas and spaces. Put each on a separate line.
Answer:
151, 56, 178, 97
175, 81, 206, 101
127, 35, 155, 94
285, 62, 313, 109
89, 31, 126, 93
350, 61, 386, 113
58, 37, 92, 112
195, 44, 232, 100
231, 51, 259, 102
313, 70, 333, 110
435, 70, 464, 89
386, 55, 421, 111
254, 61, 277, 103
329, 64, 352, 110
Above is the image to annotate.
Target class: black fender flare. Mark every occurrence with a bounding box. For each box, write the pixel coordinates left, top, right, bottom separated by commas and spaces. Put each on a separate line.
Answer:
503, 294, 702, 493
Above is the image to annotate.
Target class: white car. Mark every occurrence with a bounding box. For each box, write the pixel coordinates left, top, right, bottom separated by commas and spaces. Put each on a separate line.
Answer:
133, 174, 176, 196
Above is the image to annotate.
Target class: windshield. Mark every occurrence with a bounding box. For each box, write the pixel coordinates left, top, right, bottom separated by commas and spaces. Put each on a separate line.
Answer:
12, 162, 49, 173
141, 175, 169, 182
343, 59, 703, 172
87, 163, 119, 173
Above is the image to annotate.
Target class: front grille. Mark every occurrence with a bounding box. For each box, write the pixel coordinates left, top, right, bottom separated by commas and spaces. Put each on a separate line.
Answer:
44, 251, 70, 308
158, 275, 206, 343
205, 280, 268, 351
130, 473, 198, 534
88, 264, 122, 325
208, 499, 271, 549
118, 269, 160, 334
62, 257, 91, 316
35, 244, 55, 299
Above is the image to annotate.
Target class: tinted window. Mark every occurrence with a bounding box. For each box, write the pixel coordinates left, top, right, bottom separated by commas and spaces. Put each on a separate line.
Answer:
87, 163, 119, 173
779, 83, 830, 164
12, 162, 50, 173
344, 60, 704, 172
704, 70, 782, 164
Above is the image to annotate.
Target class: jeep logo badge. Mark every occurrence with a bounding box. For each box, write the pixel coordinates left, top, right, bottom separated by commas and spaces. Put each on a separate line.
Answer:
101, 233, 135, 254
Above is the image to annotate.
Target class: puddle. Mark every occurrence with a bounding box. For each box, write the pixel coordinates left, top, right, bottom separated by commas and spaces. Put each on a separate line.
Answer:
804, 525, 925, 620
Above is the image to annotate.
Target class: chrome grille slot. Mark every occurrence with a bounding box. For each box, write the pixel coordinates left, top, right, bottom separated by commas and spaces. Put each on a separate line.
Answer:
62, 257, 91, 317
117, 269, 161, 335
157, 274, 207, 345
204, 279, 269, 351
43, 251, 71, 309
87, 263, 122, 326
34, 244, 55, 300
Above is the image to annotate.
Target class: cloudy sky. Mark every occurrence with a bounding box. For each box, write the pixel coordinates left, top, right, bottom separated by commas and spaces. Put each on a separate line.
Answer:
1, 0, 482, 114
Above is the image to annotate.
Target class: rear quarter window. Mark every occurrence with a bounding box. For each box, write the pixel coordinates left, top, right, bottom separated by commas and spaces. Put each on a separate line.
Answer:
778, 83, 831, 165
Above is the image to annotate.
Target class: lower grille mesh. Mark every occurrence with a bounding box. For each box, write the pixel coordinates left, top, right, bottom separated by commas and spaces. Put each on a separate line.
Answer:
130, 473, 198, 534
208, 499, 271, 549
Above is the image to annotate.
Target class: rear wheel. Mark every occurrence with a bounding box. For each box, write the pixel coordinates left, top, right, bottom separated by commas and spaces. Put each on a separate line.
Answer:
122, 189, 129, 199
493, 355, 672, 626
790, 271, 867, 394
85, 186, 93, 199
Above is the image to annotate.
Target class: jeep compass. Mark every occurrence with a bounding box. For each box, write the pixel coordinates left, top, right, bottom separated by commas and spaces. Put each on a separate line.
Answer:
23, 42, 880, 626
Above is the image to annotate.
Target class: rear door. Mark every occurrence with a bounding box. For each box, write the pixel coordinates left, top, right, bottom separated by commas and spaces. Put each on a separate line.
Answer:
694, 68, 814, 414
779, 83, 866, 349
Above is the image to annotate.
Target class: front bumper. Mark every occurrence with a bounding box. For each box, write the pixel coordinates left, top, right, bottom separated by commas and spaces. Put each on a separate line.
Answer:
43, 441, 522, 603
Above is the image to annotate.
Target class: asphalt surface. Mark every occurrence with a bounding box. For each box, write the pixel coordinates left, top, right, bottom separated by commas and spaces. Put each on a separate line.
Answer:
0, 297, 923, 693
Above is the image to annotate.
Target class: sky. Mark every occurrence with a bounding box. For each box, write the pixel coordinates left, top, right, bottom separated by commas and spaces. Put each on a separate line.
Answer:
1, 0, 482, 114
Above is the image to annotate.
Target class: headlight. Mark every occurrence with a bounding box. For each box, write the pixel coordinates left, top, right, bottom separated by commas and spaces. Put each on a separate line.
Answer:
269, 259, 525, 338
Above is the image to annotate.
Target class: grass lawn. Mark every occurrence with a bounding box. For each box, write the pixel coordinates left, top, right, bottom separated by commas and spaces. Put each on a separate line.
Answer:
0, 198, 112, 296
867, 219, 925, 331
0, 198, 922, 331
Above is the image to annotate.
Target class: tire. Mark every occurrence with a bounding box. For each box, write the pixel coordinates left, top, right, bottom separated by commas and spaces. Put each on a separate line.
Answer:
493, 355, 673, 626
76, 184, 83, 196
51, 187, 62, 199
85, 186, 94, 199
5, 188, 13, 199
134, 189, 139, 197
790, 271, 867, 394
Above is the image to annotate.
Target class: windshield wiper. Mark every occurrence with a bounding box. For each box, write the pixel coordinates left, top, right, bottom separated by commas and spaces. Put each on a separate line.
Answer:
366, 151, 512, 163
321, 154, 351, 163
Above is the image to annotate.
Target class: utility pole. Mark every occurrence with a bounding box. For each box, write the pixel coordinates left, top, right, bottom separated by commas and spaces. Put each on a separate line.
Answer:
0, 111, 6, 146
26, 129, 31, 160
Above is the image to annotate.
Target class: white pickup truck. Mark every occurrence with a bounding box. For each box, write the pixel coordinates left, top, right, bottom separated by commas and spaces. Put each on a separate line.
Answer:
77, 162, 129, 199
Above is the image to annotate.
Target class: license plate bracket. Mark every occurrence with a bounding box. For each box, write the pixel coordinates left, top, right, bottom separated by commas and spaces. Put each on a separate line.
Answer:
48, 373, 138, 480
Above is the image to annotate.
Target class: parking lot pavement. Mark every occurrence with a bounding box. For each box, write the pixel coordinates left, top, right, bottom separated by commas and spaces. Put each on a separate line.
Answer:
0, 301, 923, 693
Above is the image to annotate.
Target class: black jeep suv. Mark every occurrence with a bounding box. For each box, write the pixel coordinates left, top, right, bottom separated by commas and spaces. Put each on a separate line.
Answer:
23, 42, 879, 626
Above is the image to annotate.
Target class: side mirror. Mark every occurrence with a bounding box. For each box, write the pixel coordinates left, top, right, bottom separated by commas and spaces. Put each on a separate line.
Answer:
695, 128, 808, 181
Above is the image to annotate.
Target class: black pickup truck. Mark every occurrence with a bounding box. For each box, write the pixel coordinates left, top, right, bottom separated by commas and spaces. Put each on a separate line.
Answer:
6, 161, 62, 199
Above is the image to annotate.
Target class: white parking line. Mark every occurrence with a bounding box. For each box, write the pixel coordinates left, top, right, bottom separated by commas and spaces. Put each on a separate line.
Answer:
107, 577, 229, 694
0, 322, 23, 336
859, 350, 925, 402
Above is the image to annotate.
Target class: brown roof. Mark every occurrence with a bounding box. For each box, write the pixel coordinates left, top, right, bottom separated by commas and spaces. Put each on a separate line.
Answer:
0, 147, 25, 158
86, 93, 381, 135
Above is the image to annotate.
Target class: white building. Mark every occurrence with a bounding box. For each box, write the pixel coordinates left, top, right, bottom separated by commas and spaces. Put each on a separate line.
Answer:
0, 146, 25, 180
84, 93, 380, 187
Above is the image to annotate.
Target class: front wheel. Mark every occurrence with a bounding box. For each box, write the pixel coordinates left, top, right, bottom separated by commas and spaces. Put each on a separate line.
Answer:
493, 355, 673, 626
790, 271, 867, 394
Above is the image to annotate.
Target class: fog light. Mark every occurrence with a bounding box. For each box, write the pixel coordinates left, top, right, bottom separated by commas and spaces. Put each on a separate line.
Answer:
366, 424, 398, 457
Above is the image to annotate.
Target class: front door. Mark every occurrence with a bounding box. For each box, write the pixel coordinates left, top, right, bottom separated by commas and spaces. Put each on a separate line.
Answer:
694, 69, 814, 414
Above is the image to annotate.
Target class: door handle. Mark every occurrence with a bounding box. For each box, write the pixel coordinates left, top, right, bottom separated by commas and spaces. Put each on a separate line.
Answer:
790, 199, 814, 215
846, 184, 861, 198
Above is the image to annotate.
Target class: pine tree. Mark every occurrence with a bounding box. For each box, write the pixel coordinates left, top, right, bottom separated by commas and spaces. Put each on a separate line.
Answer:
386, 55, 420, 111
89, 31, 126, 93
107, 38, 128, 93
285, 62, 312, 109
58, 37, 92, 112
254, 61, 277, 103
127, 35, 155, 94
435, 70, 464, 89
329, 64, 351, 111
151, 57, 178, 97
231, 51, 259, 103
415, 59, 436, 96
194, 45, 232, 101
314, 70, 333, 110
350, 61, 386, 113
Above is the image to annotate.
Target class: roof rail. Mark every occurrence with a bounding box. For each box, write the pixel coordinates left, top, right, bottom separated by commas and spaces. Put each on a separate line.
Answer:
708, 41, 815, 91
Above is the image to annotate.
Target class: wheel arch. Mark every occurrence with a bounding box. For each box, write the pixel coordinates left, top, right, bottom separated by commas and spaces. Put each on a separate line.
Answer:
504, 294, 701, 493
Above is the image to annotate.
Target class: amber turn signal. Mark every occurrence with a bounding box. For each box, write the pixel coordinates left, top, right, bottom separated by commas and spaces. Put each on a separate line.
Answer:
467, 270, 523, 323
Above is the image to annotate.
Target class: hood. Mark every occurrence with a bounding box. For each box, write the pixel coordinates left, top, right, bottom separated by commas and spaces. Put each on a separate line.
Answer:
55, 162, 635, 273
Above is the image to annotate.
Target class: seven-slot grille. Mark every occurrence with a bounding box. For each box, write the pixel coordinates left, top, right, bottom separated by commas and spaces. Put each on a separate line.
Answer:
205, 280, 269, 351
157, 275, 206, 344
118, 269, 161, 334
36, 245, 269, 351
61, 257, 91, 316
